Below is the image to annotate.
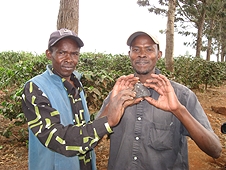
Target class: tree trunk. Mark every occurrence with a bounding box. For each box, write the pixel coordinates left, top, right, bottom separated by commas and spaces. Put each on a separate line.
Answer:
221, 44, 226, 62
195, 7, 206, 58
165, 0, 176, 72
57, 0, 79, 34
206, 38, 212, 61
217, 42, 220, 62
206, 20, 214, 61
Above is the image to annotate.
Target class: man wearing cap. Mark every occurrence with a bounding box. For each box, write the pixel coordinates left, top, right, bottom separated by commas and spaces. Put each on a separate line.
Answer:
21, 28, 140, 170
97, 31, 222, 170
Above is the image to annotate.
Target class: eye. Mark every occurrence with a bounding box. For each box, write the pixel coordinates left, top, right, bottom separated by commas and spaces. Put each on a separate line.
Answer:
132, 48, 140, 53
58, 51, 66, 55
147, 47, 153, 51
146, 47, 155, 53
71, 52, 80, 57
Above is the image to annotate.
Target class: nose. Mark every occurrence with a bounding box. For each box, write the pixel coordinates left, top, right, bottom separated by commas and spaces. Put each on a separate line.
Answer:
65, 52, 73, 62
139, 48, 146, 58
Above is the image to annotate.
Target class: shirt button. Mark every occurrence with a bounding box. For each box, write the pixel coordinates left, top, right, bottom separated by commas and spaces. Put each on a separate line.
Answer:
134, 156, 138, 160
135, 137, 139, 140
137, 117, 141, 121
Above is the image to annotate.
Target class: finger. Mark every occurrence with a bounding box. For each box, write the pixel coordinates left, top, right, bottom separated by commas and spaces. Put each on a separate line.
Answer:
116, 74, 134, 82
150, 74, 168, 85
146, 75, 162, 84
152, 74, 173, 93
121, 89, 136, 98
121, 74, 139, 85
144, 81, 164, 95
158, 74, 171, 87
144, 96, 158, 106
144, 75, 167, 93
117, 75, 139, 89
111, 76, 128, 97
123, 97, 142, 108
111, 75, 139, 99
128, 78, 139, 88
113, 89, 136, 101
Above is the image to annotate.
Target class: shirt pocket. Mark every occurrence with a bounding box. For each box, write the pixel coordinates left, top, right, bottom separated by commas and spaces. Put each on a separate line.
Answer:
148, 121, 175, 151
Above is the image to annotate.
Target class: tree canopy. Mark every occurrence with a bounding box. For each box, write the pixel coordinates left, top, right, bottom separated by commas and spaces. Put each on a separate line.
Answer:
137, 0, 226, 61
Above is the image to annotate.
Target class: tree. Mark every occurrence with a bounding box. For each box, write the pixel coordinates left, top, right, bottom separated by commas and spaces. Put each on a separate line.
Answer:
195, 0, 226, 61
139, 0, 226, 61
220, 21, 226, 61
165, 0, 176, 72
57, 0, 79, 34
204, 0, 225, 61
176, 0, 208, 58
137, 0, 176, 72
177, 0, 226, 61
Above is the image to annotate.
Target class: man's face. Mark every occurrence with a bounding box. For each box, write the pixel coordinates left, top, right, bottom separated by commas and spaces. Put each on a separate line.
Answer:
46, 37, 80, 81
128, 34, 161, 76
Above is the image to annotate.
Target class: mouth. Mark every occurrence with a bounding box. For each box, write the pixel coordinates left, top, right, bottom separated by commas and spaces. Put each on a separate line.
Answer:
62, 65, 75, 71
135, 60, 149, 66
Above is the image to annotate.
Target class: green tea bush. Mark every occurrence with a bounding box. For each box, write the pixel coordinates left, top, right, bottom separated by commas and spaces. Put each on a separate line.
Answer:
1, 51, 226, 140
156, 58, 171, 77
0, 51, 49, 130
77, 53, 133, 112
0, 51, 49, 88
173, 56, 226, 89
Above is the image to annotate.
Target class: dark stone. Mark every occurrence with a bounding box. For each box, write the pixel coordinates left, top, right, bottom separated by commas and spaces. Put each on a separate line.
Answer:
134, 82, 151, 98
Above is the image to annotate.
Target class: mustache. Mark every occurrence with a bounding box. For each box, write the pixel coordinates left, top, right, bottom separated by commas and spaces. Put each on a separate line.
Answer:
134, 59, 150, 64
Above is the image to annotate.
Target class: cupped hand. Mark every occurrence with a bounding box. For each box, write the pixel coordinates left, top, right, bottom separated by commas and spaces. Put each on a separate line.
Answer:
107, 88, 140, 127
143, 74, 181, 112
106, 74, 141, 127
110, 74, 139, 100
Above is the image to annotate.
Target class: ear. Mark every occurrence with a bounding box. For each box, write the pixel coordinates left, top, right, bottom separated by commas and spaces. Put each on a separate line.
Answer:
128, 50, 131, 58
46, 49, 52, 60
157, 51, 162, 60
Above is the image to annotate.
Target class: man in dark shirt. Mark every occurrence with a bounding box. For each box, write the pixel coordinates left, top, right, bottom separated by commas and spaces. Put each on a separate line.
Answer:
97, 31, 222, 170
22, 28, 140, 170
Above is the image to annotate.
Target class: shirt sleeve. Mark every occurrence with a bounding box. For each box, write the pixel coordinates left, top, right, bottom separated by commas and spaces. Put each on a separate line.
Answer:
22, 82, 112, 157
173, 82, 214, 137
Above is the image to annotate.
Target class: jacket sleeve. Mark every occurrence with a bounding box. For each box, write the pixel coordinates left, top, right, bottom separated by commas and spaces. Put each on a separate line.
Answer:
22, 82, 112, 157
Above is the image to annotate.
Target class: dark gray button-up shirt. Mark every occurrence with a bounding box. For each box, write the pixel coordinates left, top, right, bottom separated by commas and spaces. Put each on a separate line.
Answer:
97, 80, 214, 170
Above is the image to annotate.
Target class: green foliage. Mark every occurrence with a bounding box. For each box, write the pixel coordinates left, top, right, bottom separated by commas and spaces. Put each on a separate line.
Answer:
0, 51, 49, 88
77, 53, 133, 112
0, 51, 49, 140
1, 87, 23, 121
136, 0, 226, 58
0, 51, 49, 119
156, 58, 171, 77
173, 56, 226, 89
1, 51, 226, 142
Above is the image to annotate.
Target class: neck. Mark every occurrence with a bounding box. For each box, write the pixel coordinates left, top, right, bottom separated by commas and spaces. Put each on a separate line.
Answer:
135, 71, 155, 84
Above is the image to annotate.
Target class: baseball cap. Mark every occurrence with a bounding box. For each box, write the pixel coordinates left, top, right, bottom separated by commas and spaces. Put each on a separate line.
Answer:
48, 28, 84, 48
127, 31, 160, 49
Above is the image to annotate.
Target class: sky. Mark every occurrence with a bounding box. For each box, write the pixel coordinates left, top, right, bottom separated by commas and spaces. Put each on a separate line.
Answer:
0, 0, 198, 58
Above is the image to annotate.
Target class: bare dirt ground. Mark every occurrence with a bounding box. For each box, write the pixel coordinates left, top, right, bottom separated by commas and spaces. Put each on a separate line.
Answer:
1, 83, 226, 170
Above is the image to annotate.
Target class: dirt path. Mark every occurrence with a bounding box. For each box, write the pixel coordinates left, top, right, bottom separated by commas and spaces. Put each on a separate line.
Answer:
1, 83, 226, 170
187, 84, 226, 170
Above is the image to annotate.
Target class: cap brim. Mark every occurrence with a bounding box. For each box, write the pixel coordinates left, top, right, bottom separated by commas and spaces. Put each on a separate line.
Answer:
50, 35, 84, 48
127, 31, 159, 46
